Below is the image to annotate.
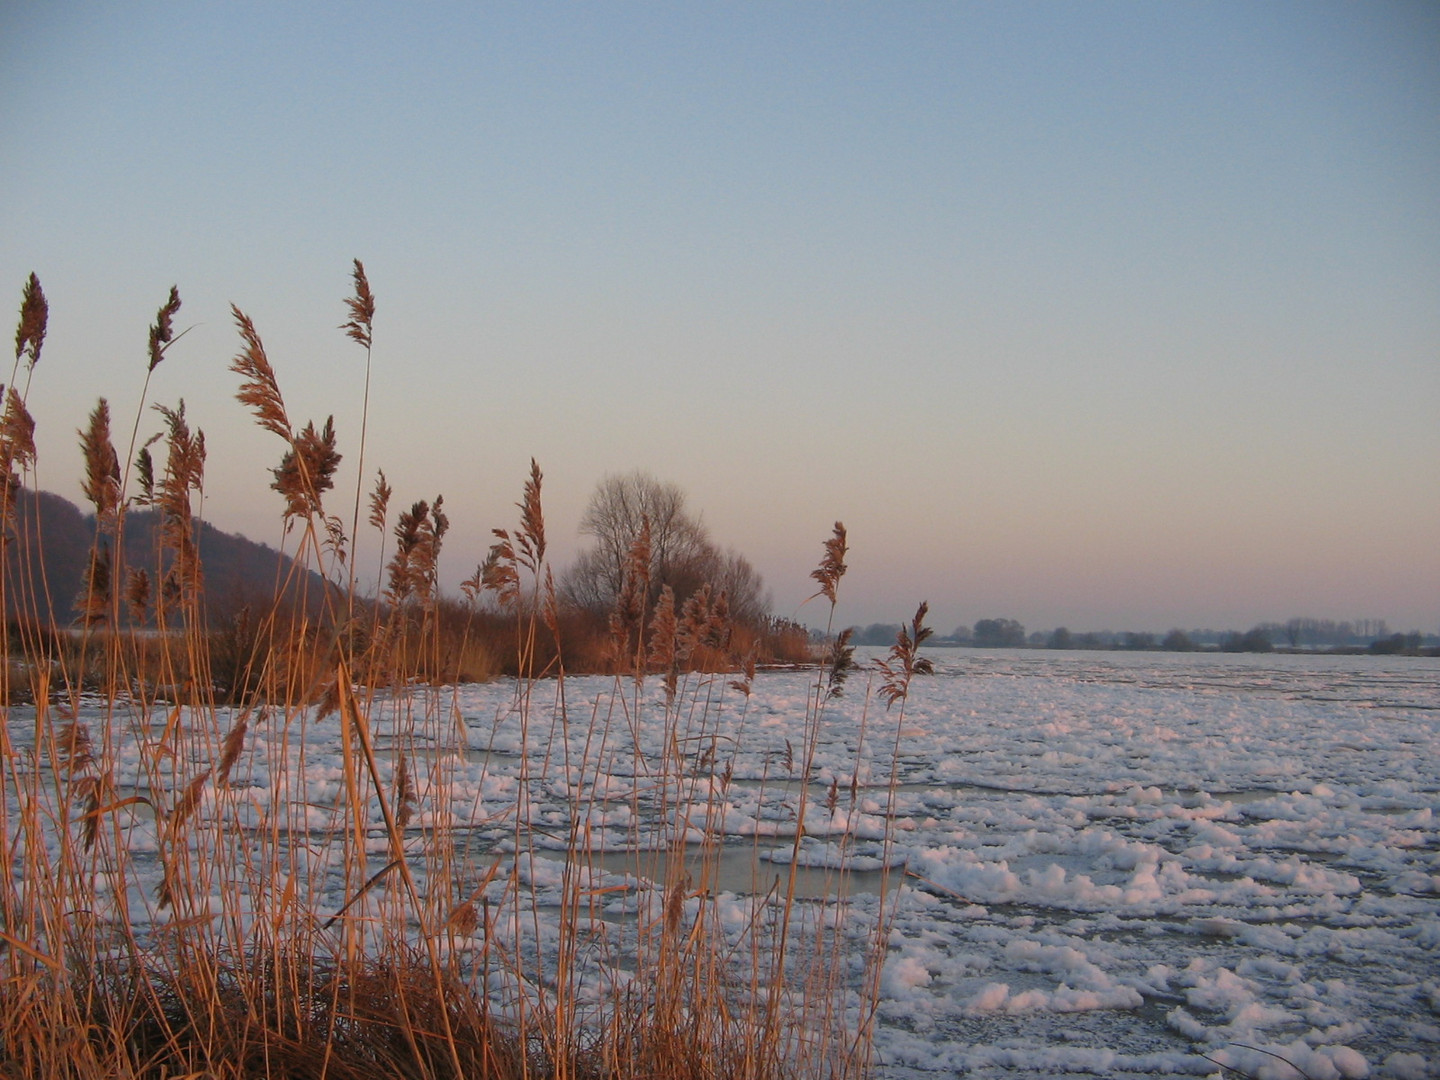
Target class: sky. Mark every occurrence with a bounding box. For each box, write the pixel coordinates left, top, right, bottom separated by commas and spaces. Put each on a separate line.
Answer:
1, 1, 1436, 636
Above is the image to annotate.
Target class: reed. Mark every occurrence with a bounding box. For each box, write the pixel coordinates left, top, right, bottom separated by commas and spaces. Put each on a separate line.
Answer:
0, 270, 916, 1080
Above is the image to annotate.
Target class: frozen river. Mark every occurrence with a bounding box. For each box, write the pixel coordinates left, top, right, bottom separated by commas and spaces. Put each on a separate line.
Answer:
816, 650, 1440, 1079
440, 648, 1439, 1079
7, 647, 1438, 1079
478, 648, 1437, 1079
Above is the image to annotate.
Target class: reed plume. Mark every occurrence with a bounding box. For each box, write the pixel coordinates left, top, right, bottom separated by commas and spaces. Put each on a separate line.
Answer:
648, 585, 678, 699
169, 770, 211, 836
368, 469, 392, 532
78, 775, 104, 852
393, 751, 415, 830
460, 563, 484, 605
387, 501, 424, 603
825, 627, 856, 698
480, 534, 521, 609
0, 387, 37, 520
810, 521, 847, 606
215, 713, 250, 787
706, 589, 731, 650
608, 516, 652, 667
516, 457, 545, 572
729, 648, 757, 697
230, 305, 292, 441
272, 415, 342, 520
341, 259, 375, 350
342, 259, 377, 619
75, 541, 112, 626
877, 602, 934, 709
155, 402, 206, 499
232, 306, 348, 545
366, 469, 393, 602
541, 565, 560, 636
54, 718, 95, 777
676, 582, 710, 656
55, 717, 104, 853
152, 401, 206, 602
79, 398, 122, 527
13, 272, 47, 368
147, 285, 182, 372
479, 463, 546, 614
2, 275, 43, 521
124, 566, 151, 624
446, 899, 479, 937
1, 388, 36, 467
132, 438, 158, 506
431, 494, 449, 544
385, 497, 446, 605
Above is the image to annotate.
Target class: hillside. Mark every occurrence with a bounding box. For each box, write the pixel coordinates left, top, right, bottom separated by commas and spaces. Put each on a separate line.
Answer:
3, 489, 330, 627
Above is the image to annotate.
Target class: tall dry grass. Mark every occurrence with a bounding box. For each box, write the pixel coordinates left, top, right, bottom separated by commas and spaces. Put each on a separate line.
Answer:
0, 270, 915, 1080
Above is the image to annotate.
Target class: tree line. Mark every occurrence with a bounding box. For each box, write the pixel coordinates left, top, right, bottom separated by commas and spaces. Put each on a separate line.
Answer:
848, 618, 1438, 655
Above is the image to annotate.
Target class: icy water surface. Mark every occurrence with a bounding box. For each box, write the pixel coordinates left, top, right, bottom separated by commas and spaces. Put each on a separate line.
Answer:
7, 649, 1438, 1078
834, 651, 1440, 1080
439, 649, 1439, 1079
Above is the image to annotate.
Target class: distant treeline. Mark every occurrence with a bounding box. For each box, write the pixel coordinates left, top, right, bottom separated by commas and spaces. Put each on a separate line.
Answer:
846, 617, 1440, 656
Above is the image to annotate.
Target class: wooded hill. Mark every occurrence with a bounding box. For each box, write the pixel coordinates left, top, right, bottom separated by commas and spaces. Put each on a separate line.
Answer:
3, 489, 327, 629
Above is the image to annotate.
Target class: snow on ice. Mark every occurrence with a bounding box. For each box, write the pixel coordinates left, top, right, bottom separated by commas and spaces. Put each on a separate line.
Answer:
8, 648, 1438, 1078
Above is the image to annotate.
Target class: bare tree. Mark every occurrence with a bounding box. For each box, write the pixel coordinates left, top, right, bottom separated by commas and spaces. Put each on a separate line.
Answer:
561, 471, 768, 623
563, 472, 706, 608
712, 548, 769, 625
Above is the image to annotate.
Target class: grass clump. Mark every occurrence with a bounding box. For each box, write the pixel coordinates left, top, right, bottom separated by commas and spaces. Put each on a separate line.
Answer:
0, 269, 915, 1080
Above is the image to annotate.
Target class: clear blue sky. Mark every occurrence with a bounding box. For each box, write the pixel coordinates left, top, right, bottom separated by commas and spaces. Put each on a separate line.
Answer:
2, 1, 1437, 634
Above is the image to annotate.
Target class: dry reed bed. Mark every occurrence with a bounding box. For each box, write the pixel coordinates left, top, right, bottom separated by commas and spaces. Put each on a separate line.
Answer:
0, 270, 929, 1080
